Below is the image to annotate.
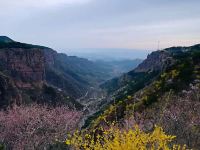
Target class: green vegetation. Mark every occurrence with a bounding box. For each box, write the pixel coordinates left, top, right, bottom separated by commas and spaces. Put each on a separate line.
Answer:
89, 45, 200, 130
79, 45, 200, 149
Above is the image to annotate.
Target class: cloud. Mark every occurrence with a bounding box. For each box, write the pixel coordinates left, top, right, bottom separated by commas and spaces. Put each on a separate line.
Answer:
0, 0, 92, 8
0, 0, 200, 51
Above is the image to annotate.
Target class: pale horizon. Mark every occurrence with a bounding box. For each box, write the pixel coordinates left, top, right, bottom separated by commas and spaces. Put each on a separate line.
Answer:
1, 0, 200, 53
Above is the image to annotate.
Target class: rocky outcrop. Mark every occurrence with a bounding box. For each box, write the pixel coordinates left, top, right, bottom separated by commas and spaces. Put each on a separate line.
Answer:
0, 38, 85, 108
134, 50, 173, 73
0, 48, 45, 85
0, 47, 84, 108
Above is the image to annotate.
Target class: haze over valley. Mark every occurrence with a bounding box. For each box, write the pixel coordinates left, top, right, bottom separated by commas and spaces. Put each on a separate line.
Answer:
0, 0, 200, 149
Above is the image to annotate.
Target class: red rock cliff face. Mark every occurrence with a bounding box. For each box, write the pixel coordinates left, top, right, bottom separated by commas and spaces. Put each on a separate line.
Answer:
0, 48, 46, 88
43, 49, 57, 66
0, 44, 84, 109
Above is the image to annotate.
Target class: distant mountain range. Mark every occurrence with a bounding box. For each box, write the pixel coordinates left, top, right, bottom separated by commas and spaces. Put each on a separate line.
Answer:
0, 36, 141, 109
65, 48, 150, 61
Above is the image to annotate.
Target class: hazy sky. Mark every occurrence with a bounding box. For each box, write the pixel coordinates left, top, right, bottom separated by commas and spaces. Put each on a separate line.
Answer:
0, 0, 200, 52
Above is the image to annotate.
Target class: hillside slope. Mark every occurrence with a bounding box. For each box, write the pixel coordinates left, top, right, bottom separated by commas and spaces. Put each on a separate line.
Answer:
95, 59, 143, 77
88, 44, 200, 148
0, 37, 115, 109
0, 36, 14, 43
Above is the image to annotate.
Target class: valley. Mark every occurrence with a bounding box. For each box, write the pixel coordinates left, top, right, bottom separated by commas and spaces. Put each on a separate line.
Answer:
0, 36, 199, 149
1, 0, 200, 149
0, 36, 141, 109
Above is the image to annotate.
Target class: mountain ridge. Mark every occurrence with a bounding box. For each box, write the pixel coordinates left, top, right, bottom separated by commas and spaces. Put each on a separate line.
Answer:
0, 36, 142, 109
0, 36, 14, 43
84, 44, 200, 148
0, 37, 111, 109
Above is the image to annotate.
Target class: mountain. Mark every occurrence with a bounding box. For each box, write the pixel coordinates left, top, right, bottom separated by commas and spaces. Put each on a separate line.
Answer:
0, 37, 117, 109
86, 44, 200, 148
66, 48, 150, 61
0, 40, 81, 109
0, 36, 14, 43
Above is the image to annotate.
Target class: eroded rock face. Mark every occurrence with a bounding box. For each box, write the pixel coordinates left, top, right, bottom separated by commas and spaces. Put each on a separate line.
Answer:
134, 50, 173, 73
0, 46, 86, 109
0, 48, 47, 107
0, 48, 60, 108
43, 48, 57, 66
0, 48, 45, 85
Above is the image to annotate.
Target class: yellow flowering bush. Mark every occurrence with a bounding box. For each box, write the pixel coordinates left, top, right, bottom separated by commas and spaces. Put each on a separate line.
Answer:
66, 125, 186, 150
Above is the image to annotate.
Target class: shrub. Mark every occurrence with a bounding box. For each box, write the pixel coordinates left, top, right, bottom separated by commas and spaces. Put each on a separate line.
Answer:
0, 104, 82, 149
66, 125, 186, 150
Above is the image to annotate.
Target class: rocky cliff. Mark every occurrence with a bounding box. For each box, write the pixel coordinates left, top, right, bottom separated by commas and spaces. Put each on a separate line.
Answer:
0, 48, 45, 86
134, 50, 173, 72
0, 36, 113, 109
